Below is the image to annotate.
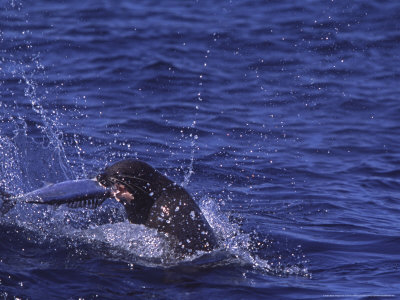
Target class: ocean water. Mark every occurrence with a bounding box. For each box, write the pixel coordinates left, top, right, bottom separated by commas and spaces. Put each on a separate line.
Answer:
1, 0, 399, 299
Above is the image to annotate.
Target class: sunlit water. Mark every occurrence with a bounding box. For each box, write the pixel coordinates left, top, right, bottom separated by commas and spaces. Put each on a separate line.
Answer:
1, 0, 399, 299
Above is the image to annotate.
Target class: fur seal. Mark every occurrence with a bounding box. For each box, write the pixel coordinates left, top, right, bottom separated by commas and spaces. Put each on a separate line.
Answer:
96, 159, 217, 255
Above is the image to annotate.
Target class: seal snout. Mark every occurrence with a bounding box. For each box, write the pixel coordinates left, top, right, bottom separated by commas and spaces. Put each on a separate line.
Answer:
96, 173, 109, 187
95, 172, 134, 204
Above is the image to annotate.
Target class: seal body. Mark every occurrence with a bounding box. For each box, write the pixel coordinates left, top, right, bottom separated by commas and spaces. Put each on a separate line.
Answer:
96, 159, 217, 255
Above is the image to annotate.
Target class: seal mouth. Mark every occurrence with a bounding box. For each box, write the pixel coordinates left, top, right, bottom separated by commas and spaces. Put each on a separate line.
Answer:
112, 183, 134, 204
96, 172, 141, 205
96, 174, 133, 203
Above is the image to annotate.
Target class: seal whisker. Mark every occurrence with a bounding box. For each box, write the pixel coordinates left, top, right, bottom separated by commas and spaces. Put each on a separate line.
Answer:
117, 174, 149, 183
112, 177, 148, 194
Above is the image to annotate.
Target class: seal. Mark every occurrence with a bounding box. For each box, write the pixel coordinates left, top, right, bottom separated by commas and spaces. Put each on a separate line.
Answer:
96, 159, 217, 255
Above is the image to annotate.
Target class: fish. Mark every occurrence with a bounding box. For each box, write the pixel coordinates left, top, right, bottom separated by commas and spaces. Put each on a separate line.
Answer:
0, 179, 112, 215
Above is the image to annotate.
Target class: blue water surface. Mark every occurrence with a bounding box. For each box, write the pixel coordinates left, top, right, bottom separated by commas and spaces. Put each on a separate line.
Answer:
1, 0, 400, 299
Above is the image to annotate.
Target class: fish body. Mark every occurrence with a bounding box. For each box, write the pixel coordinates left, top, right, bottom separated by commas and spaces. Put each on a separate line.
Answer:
1, 179, 112, 214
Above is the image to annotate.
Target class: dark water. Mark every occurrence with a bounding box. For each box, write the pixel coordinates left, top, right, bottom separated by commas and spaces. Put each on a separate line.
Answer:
1, 0, 399, 299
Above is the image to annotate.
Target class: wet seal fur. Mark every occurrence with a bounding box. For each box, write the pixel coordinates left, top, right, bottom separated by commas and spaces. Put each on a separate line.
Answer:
96, 159, 217, 255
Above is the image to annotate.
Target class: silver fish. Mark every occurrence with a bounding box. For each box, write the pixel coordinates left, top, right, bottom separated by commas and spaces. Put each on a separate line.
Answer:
0, 179, 112, 214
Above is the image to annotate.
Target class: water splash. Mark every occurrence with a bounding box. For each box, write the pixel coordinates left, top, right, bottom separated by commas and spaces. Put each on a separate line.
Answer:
200, 196, 311, 277
0, 135, 24, 195
22, 70, 73, 180
182, 130, 197, 187
0, 4, 89, 188
180, 49, 209, 187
